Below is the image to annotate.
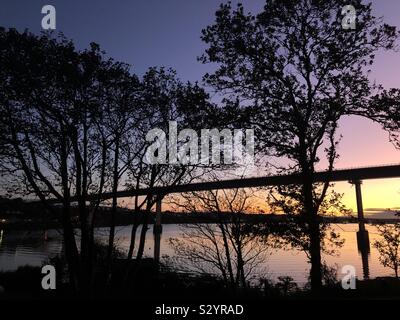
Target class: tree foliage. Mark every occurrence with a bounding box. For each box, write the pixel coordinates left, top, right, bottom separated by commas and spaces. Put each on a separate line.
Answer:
200, 0, 398, 290
374, 223, 400, 279
0, 28, 215, 292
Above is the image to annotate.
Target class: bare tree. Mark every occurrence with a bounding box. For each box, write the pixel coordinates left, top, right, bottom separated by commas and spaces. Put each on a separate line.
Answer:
169, 186, 270, 289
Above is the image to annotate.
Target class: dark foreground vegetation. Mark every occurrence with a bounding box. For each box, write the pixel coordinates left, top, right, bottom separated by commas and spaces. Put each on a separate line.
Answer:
1, 261, 400, 301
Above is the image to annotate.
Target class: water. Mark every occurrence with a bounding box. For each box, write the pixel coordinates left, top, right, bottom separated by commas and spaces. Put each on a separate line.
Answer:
0, 229, 63, 271
0, 224, 394, 285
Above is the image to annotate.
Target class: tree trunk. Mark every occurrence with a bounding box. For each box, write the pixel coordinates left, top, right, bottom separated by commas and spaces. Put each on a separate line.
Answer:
136, 166, 157, 261
236, 243, 246, 289
308, 215, 322, 291
127, 221, 139, 260
127, 183, 141, 260
107, 136, 120, 268
89, 138, 108, 256
61, 201, 81, 293
136, 196, 152, 260
70, 128, 91, 293
218, 221, 235, 289
81, 122, 91, 286
303, 172, 322, 292
60, 134, 81, 293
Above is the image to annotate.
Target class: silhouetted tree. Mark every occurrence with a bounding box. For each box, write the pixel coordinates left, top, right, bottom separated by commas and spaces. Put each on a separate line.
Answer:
96, 60, 142, 269
0, 29, 222, 293
0, 29, 142, 292
374, 223, 400, 279
200, 0, 398, 290
365, 89, 400, 149
123, 68, 218, 261
169, 184, 270, 290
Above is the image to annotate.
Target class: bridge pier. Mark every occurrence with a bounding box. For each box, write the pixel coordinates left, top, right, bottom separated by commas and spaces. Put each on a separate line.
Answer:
350, 179, 370, 279
153, 196, 163, 263
353, 180, 366, 231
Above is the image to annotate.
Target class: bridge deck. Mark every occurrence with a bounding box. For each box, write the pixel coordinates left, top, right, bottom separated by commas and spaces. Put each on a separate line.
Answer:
87, 164, 400, 201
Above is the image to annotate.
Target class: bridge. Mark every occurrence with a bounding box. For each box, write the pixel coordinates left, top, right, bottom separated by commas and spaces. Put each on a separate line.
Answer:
43, 163, 400, 270
83, 163, 399, 266
86, 163, 400, 200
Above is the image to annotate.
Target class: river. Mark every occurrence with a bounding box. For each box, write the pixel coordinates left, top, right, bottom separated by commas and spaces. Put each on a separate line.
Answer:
0, 223, 394, 286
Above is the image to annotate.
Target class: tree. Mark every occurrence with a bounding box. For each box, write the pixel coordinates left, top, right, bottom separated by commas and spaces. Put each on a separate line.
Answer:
123, 68, 218, 262
365, 89, 400, 149
0, 28, 224, 294
169, 184, 270, 290
200, 0, 398, 290
374, 223, 400, 279
0, 29, 141, 292
96, 59, 142, 268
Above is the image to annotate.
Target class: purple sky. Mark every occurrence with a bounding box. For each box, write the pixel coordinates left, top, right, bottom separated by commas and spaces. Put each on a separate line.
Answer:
1, 0, 399, 211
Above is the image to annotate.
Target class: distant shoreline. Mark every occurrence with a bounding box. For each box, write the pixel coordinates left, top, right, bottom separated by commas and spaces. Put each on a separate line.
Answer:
1, 212, 399, 231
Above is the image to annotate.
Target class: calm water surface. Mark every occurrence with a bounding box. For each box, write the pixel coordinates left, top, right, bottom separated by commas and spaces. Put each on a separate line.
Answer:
0, 224, 393, 285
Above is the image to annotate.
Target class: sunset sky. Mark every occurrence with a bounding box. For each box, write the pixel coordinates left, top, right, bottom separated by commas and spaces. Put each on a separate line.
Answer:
1, 0, 399, 214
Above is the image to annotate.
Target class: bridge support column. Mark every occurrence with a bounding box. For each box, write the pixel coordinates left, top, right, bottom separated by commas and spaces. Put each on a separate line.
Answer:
350, 179, 370, 279
153, 196, 163, 263
353, 180, 366, 231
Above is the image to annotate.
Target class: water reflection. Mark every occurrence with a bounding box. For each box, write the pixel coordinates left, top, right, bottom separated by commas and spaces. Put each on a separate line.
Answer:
357, 228, 370, 280
0, 224, 394, 285
0, 229, 63, 271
